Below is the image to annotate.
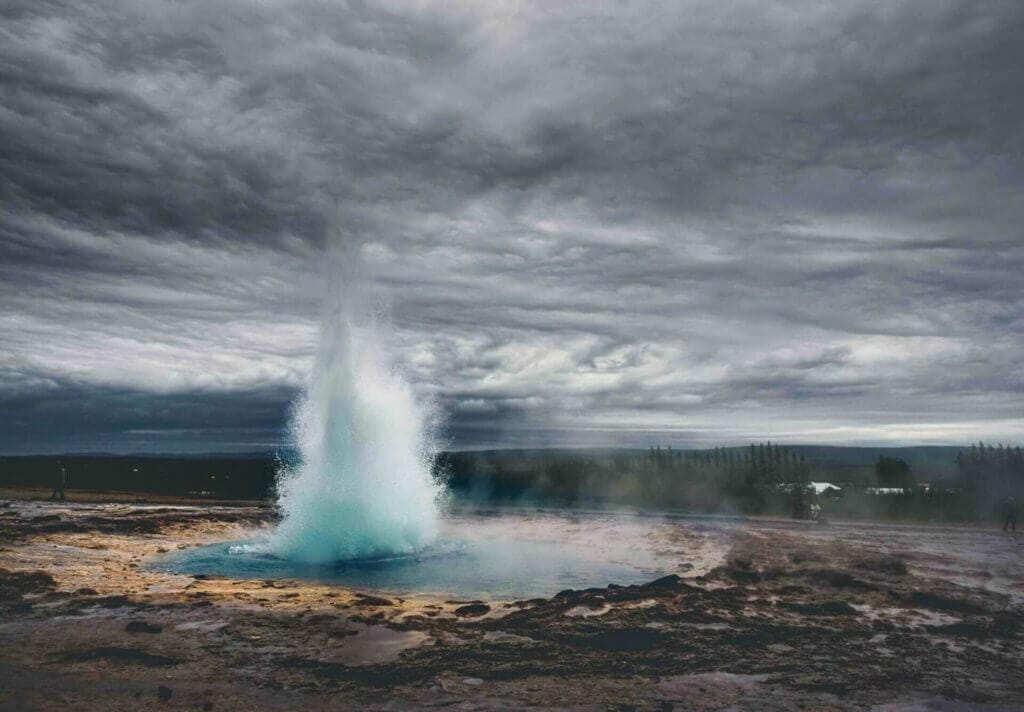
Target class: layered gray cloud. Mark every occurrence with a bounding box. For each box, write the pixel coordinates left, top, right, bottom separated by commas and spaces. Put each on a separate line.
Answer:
2, 0, 1023, 452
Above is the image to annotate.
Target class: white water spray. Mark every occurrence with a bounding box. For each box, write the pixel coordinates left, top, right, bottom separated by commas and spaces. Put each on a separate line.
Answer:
269, 256, 443, 563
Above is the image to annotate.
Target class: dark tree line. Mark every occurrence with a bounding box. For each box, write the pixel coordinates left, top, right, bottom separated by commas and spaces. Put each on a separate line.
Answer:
437, 443, 813, 513
438, 442, 1023, 520
631, 442, 811, 512
875, 456, 913, 488
956, 443, 1024, 506
641, 443, 809, 485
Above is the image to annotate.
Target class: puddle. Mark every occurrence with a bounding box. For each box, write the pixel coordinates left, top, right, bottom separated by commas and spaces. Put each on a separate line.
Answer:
482, 630, 537, 645
565, 605, 612, 618
320, 625, 429, 665
174, 619, 229, 633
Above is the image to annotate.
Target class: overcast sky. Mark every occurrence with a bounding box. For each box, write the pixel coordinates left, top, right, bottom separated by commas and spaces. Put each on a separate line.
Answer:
2, 0, 1023, 454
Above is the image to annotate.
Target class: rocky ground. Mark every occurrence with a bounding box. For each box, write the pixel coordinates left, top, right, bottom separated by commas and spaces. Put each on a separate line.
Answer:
1, 491, 1023, 710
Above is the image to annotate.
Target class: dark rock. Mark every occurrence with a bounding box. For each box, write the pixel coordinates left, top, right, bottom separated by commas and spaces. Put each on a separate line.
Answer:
94, 595, 131, 608
158, 685, 173, 701
644, 574, 682, 589
349, 612, 386, 623
904, 591, 986, 614
516, 598, 547, 607
927, 622, 991, 638
853, 555, 908, 576
0, 568, 57, 599
125, 620, 163, 634
572, 629, 665, 651
76, 587, 98, 596
800, 568, 876, 591
723, 566, 761, 584
56, 647, 180, 667
992, 612, 1023, 636
353, 595, 393, 607
454, 603, 491, 618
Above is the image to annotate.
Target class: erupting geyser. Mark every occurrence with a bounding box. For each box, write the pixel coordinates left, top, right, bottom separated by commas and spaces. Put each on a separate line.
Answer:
269, 260, 443, 563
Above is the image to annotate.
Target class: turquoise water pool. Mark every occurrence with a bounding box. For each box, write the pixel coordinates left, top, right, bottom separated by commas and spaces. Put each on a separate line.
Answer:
152, 509, 686, 599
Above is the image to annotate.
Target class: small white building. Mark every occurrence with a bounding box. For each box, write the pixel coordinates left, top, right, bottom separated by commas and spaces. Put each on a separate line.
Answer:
865, 487, 908, 495
809, 482, 842, 497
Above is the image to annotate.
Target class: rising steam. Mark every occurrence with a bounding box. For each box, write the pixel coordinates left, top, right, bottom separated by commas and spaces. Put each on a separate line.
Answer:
269, 251, 443, 563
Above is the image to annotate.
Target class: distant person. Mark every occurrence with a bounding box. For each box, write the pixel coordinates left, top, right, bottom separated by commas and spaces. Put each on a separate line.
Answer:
1002, 496, 1017, 533
48, 460, 67, 501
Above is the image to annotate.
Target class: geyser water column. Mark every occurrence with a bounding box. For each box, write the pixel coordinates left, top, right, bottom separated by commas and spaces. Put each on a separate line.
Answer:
270, 255, 443, 563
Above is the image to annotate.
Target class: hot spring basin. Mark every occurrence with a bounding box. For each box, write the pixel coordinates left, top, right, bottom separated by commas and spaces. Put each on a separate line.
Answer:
153, 509, 685, 599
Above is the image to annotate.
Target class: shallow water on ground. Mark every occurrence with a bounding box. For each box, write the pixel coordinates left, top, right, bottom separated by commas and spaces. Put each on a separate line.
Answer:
152, 508, 702, 599
784, 518, 1024, 603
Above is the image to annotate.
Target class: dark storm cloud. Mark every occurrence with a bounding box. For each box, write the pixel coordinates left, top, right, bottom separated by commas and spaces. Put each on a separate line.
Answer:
1, 0, 1023, 452
0, 377, 296, 454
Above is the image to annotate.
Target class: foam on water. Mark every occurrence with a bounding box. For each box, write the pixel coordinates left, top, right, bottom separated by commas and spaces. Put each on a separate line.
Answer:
267, 258, 443, 564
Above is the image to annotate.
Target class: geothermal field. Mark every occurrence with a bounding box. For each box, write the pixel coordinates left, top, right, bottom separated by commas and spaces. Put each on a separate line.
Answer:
2, 497, 1023, 709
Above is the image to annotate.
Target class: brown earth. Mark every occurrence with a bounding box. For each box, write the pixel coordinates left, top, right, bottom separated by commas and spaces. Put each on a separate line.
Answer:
1, 491, 1022, 710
